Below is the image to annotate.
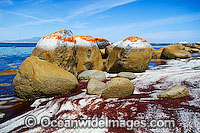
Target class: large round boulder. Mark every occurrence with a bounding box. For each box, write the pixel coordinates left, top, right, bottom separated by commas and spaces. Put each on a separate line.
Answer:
75, 36, 104, 74
13, 56, 78, 100
106, 37, 153, 72
101, 77, 134, 98
161, 44, 191, 59
31, 29, 77, 75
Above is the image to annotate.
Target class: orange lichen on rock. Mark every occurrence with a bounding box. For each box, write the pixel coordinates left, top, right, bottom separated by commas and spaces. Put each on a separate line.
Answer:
42, 29, 76, 43
75, 35, 96, 43
123, 37, 148, 43
94, 37, 109, 42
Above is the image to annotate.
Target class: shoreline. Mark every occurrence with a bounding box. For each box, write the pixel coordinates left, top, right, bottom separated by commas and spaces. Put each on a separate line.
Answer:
0, 56, 199, 132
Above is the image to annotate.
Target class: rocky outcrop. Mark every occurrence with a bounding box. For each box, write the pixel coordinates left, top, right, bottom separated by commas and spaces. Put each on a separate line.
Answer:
75, 36, 103, 74
13, 56, 78, 100
94, 37, 110, 49
78, 70, 106, 81
117, 72, 136, 80
31, 29, 77, 75
157, 85, 190, 98
101, 77, 134, 98
106, 37, 153, 72
152, 48, 164, 59
87, 79, 106, 95
161, 44, 191, 59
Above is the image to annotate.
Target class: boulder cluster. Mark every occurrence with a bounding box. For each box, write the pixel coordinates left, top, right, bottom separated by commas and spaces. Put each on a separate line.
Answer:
13, 29, 191, 100
152, 43, 200, 59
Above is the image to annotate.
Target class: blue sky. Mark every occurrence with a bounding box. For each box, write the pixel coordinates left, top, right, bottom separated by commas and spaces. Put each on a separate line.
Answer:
0, 0, 200, 43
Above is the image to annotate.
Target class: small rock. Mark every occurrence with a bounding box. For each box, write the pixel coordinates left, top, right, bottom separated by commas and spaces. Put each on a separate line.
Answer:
175, 58, 181, 60
0, 83, 11, 87
87, 79, 106, 95
117, 72, 136, 80
157, 85, 190, 98
78, 70, 106, 81
191, 48, 199, 53
0, 101, 7, 105
151, 59, 167, 65
101, 77, 134, 98
0, 70, 18, 76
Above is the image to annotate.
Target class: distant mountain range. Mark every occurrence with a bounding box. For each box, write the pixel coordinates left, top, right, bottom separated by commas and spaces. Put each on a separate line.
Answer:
3, 37, 41, 43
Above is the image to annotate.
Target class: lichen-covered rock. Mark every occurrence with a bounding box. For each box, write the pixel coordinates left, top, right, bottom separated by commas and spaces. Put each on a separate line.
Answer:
157, 85, 190, 98
78, 70, 106, 81
152, 48, 164, 59
106, 37, 153, 72
87, 79, 106, 95
117, 72, 136, 80
31, 30, 105, 76
161, 44, 191, 59
31, 29, 77, 75
13, 56, 78, 100
101, 77, 134, 98
75, 36, 103, 74
94, 37, 110, 49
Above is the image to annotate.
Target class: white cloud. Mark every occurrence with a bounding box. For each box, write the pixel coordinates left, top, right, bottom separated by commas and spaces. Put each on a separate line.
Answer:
5, 11, 42, 21
65, 0, 137, 19
2, 0, 137, 27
